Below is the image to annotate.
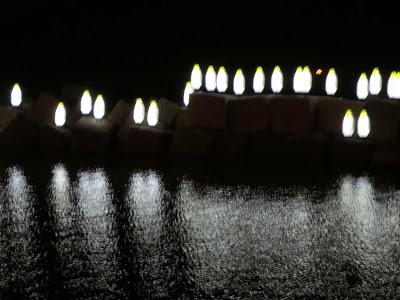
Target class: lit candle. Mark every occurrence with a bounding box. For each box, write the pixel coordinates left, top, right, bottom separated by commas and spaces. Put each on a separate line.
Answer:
147, 99, 159, 127
11, 83, 22, 107
233, 68, 245, 95
357, 109, 370, 138
271, 66, 283, 93
293, 66, 303, 93
55, 102, 66, 127
93, 94, 105, 119
205, 65, 217, 92
369, 67, 382, 96
387, 71, 396, 99
303, 66, 312, 93
80, 90, 92, 115
183, 82, 194, 106
325, 68, 338, 96
133, 98, 145, 124
253, 66, 265, 94
356, 73, 369, 100
191, 64, 202, 90
216, 66, 228, 93
342, 109, 355, 137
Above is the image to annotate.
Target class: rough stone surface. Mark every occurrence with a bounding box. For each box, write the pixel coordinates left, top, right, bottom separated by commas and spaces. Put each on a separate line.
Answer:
158, 97, 180, 129
175, 107, 188, 130
329, 137, 375, 168
269, 95, 319, 135
227, 95, 270, 133
213, 132, 249, 159
71, 117, 115, 153
365, 98, 400, 145
107, 99, 131, 127
0, 114, 38, 152
0, 106, 19, 130
117, 125, 173, 157
318, 98, 364, 137
186, 92, 227, 130
30, 91, 59, 126
39, 125, 71, 153
169, 128, 215, 159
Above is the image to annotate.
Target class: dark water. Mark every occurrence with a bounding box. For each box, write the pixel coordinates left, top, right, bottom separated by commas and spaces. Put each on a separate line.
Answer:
1, 159, 400, 299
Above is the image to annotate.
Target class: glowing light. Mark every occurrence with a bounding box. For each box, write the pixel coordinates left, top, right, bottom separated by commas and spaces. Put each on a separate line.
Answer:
294, 66, 312, 93
253, 66, 265, 94
147, 100, 159, 127
357, 109, 370, 138
233, 68, 245, 95
303, 66, 312, 93
356, 73, 369, 100
93, 94, 105, 119
133, 98, 145, 124
191, 64, 202, 90
271, 66, 283, 93
80, 90, 92, 115
55, 102, 66, 127
325, 68, 338, 96
369, 67, 382, 95
316, 69, 323, 75
342, 109, 355, 137
387, 71, 396, 99
216, 66, 228, 93
183, 82, 194, 106
293, 66, 303, 93
205, 65, 217, 92
396, 72, 400, 99
11, 83, 22, 107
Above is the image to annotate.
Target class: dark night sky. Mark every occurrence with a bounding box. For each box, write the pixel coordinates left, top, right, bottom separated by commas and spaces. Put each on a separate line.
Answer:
1, 1, 399, 103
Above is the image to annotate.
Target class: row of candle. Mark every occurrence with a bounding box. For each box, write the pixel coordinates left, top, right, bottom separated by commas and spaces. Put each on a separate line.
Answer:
184, 65, 400, 106
9, 84, 160, 128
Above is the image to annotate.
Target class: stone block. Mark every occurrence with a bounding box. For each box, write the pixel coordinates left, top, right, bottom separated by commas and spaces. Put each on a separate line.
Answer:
169, 128, 215, 159
39, 125, 71, 153
0, 114, 39, 153
371, 148, 400, 170
365, 98, 400, 145
107, 99, 131, 127
158, 97, 180, 129
318, 98, 364, 137
329, 137, 375, 168
0, 106, 19, 130
71, 117, 115, 153
175, 107, 188, 130
213, 132, 249, 159
117, 125, 173, 157
269, 95, 319, 135
30, 91, 58, 126
227, 95, 269, 133
186, 92, 227, 130
249, 133, 290, 165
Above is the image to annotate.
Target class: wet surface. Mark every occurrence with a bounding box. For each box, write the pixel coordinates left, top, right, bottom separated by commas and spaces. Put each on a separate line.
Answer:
1, 158, 400, 299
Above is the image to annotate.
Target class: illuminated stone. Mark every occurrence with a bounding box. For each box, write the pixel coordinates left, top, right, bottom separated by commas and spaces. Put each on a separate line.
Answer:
233, 68, 245, 95
325, 68, 338, 96
183, 82, 194, 106
357, 109, 370, 138
93, 95, 105, 119
80, 90, 92, 115
147, 99, 159, 127
342, 109, 355, 137
205, 65, 217, 92
357, 73, 369, 100
11, 83, 22, 107
133, 98, 145, 124
55, 102, 66, 127
369, 67, 382, 96
191, 64, 202, 90
271, 66, 283, 93
253, 66, 265, 94
216, 66, 228, 93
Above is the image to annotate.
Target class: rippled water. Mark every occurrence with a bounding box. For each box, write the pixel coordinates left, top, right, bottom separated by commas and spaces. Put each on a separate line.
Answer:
1, 160, 400, 299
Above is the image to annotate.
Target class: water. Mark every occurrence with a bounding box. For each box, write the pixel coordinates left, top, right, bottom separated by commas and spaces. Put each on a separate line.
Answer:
1, 159, 400, 299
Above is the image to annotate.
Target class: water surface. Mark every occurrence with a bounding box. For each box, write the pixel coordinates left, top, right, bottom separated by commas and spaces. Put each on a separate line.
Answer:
1, 159, 400, 299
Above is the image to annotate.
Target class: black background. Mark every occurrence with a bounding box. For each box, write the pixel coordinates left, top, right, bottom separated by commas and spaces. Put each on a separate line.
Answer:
1, 1, 399, 104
